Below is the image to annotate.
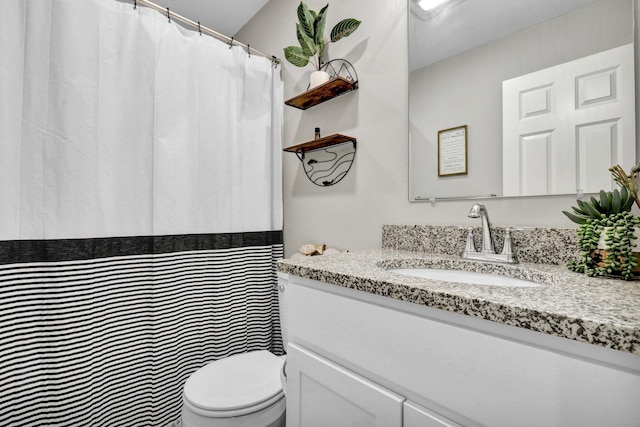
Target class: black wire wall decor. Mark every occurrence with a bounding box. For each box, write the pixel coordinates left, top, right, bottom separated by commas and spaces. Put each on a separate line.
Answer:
322, 59, 357, 82
296, 139, 356, 187
303, 59, 359, 92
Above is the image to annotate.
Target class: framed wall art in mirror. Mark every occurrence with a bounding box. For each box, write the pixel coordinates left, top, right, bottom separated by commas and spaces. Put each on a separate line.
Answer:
437, 125, 467, 177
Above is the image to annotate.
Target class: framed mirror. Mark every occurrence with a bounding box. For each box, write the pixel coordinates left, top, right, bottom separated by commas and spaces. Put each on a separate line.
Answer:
408, 0, 636, 202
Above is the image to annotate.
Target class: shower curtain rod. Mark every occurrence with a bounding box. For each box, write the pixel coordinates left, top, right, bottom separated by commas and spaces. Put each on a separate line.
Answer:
133, 0, 281, 64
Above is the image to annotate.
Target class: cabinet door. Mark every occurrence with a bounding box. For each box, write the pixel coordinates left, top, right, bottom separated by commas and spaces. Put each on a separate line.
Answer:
286, 343, 404, 427
404, 401, 462, 427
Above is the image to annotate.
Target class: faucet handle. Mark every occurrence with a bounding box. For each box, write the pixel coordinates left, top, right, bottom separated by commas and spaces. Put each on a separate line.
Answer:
463, 226, 477, 257
500, 227, 517, 262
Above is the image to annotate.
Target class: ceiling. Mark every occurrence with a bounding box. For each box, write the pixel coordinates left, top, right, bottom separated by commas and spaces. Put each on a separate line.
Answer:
137, 0, 602, 71
409, 0, 601, 71
159, 0, 270, 37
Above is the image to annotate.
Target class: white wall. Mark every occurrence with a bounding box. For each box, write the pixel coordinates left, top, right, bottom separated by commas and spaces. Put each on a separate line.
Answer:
238, 0, 640, 257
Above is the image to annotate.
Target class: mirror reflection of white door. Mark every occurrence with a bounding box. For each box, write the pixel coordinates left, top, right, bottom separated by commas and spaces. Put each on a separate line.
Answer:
502, 43, 635, 196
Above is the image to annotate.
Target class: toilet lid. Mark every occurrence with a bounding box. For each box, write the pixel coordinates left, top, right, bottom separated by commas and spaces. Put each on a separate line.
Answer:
184, 350, 284, 413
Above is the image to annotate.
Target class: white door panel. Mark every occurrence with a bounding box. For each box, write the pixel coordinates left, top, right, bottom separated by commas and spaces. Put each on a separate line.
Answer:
503, 43, 635, 196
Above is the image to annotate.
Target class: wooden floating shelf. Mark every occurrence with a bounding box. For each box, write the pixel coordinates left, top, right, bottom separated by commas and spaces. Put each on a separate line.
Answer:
284, 77, 359, 110
283, 134, 357, 155
283, 134, 358, 187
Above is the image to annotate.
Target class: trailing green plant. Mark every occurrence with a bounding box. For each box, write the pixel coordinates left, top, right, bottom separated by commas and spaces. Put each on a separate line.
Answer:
565, 163, 640, 280
568, 212, 640, 280
284, 2, 361, 70
562, 187, 634, 224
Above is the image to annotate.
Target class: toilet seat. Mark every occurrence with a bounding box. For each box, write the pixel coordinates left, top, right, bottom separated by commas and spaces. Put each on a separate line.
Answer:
183, 350, 285, 418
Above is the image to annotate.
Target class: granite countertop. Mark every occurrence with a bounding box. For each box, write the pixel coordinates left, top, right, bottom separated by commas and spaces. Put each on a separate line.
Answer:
277, 249, 640, 355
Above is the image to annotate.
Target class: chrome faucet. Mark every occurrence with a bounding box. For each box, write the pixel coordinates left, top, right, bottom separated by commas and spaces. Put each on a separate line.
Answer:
462, 203, 518, 264
468, 203, 495, 253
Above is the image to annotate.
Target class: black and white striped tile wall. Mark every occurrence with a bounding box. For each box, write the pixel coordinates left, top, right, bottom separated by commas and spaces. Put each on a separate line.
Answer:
0, 231, 284, 426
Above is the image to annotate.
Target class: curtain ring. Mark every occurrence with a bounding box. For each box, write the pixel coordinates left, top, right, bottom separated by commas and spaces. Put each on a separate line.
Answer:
166, 7, 171, 23
271, 56, 277, 68
229, 37, 234, 49
247, 44, 251, 58
133, 0, 137, 9
197, 21, 202, 36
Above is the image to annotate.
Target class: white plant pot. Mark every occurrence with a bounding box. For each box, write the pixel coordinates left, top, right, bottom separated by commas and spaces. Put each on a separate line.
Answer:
596, 226, 640, 250
309, 70, 330, 89
594, 226, 640, 275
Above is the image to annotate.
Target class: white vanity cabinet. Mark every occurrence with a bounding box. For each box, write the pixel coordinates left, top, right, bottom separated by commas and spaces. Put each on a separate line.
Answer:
281, 273, 640, 427
286, 343, 404, 427
403, 401, 462, 427
286, 342, 460, 427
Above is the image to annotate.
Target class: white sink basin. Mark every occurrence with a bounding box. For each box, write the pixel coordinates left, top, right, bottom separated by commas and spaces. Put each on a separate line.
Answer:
388, 268, 542, 287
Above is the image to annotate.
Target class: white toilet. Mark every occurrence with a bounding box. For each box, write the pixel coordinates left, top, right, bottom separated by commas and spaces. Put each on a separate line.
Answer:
180, 274, 289, 427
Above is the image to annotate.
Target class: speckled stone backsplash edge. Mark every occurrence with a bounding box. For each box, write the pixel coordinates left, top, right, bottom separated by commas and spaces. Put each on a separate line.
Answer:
382, 225, 580, 265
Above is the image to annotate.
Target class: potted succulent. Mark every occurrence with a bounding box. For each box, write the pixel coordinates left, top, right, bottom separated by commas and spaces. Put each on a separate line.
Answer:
284, 2, 361, 88
563, 164, 640, 280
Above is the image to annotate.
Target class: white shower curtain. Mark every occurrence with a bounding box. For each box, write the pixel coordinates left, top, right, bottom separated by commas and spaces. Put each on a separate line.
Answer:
0, 0, 284, 426
1, 0, 282, 238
